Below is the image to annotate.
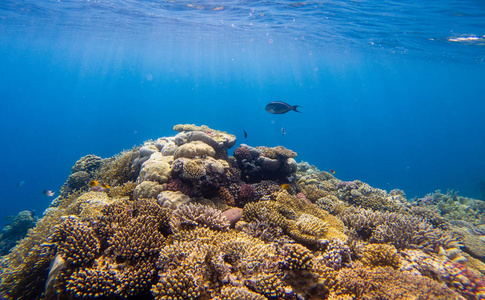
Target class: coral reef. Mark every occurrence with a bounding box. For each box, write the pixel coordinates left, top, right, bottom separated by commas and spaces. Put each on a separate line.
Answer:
2, 124, 483, 300
0, 210, 37, 256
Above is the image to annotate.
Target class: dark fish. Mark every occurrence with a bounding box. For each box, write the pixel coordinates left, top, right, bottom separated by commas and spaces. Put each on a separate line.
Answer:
329, 169, 336, 174
265, 101, 302, 114
243, 129, 247, 138
42, 190, 55, 197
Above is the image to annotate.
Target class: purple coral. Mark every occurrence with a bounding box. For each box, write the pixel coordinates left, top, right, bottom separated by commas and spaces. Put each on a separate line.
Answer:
238, 184, 255, 205
234, 146, 252, 162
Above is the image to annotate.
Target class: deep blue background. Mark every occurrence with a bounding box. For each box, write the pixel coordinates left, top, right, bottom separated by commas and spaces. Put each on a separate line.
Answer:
1, 0, 485, 228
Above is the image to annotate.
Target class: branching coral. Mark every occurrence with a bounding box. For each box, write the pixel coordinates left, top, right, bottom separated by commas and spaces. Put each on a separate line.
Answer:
335, 262, 460, 299
339, 207, 459, 253
242, 191, 347, 245
50, 216, 100, 267
337, 180, 404, 212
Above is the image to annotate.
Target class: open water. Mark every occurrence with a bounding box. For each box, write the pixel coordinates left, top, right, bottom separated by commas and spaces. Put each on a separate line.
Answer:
0, 0, 484, 227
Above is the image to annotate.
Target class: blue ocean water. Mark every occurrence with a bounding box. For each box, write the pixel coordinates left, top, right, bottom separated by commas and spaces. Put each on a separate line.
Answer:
0, 0, 484, 227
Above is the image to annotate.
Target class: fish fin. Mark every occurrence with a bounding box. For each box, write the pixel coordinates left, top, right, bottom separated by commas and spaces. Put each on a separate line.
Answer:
292, 105, 303, 112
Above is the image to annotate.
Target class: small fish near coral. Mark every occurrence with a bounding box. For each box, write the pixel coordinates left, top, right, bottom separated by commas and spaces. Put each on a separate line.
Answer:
89, 180, 110, 192
42, 190, 55, 197
243, 129, 247, 138
281, 183, 291, 190
329, 169, 336, 174
265, 101, 302, 114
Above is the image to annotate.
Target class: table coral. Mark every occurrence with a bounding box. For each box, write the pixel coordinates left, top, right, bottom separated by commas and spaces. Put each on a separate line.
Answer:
169, 203, 230, 232
243, 191, 347, 245
361, 243, 401, 269
340, 207, 459, 254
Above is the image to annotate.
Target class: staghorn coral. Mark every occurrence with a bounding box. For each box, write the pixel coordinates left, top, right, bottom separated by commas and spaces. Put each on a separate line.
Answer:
361, 243, 401, 269
169, 203, 230, 233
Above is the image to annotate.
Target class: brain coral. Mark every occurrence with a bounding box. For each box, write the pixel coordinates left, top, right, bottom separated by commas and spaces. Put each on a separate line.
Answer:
173, 124, 236, 150
174, 140, 216, 159
137, 152, 172, 184
156, 190, 191, 209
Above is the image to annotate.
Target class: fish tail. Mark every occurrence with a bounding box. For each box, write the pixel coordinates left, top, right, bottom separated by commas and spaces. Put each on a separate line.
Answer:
292, 105, 303, 112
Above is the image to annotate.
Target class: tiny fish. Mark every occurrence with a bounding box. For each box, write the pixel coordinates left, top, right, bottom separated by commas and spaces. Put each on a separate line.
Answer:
89, 180, 99, 187
243, 129, 247, 138
43, 190, 55, 197
265, 101, 302, 114
16, 180, 25, 187
329, 169, 336, 174
281, 127, 286, 135
100, 183, 111, 189
281, 183, 291, 190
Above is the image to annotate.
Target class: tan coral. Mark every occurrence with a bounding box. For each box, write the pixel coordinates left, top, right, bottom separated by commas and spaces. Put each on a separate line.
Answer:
50, 216, 100, 267
361, 243, 401, 269
133, 180, 166, 199
137, 153, 173, 184
242, 191, 347, 245
174, 140, 216, 159
173, 124, 236, 149
156, 190, 191, 208
257, 145, 297, 159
